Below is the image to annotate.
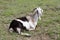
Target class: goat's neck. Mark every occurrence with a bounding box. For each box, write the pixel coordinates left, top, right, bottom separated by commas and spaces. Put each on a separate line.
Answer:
33, 13, 39, 23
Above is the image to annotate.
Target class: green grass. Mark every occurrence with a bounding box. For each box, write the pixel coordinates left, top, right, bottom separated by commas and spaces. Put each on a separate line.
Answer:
0, 0, 60, 40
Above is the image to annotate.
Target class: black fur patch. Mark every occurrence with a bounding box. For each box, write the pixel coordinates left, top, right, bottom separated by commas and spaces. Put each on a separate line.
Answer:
17, 17, 29, 22
9, 20, 28, 33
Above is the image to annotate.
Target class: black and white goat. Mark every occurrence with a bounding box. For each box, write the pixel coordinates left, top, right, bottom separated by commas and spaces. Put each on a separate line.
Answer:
9, 7, 43, 36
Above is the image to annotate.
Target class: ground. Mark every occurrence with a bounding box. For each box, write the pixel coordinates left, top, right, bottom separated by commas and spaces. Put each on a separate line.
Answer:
0, 0, 60, 40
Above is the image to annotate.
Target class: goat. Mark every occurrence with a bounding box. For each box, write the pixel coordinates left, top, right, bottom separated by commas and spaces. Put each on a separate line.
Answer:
9, 7, 43, 36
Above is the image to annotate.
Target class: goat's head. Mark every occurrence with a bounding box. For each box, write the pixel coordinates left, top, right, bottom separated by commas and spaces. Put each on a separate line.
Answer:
33, 7, 43, 20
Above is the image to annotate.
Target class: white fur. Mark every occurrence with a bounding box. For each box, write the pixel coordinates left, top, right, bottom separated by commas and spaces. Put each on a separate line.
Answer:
28, 20, 36, 30
17, 28, 21, 34
9, 28, 13, 33
15, 19, 35, 30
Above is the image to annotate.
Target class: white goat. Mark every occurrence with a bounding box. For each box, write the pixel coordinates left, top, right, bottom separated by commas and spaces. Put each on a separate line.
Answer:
9, 7, 43, 36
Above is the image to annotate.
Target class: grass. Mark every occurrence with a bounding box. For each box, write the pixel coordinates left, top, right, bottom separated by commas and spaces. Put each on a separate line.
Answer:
0, 0, 60, 40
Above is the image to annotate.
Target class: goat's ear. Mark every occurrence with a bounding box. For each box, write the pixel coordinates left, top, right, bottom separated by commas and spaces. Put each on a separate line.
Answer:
33, 8, 37, 11
32, 8, 37, 12
36, 10, 39, 16
36, 10, 38, 14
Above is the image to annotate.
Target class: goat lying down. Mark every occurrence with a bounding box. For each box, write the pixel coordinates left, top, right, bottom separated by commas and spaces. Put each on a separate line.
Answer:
9, 7, 43, 36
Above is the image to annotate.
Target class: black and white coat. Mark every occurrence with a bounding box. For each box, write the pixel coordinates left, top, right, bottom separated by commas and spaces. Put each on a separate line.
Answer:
9, 7, 43, 35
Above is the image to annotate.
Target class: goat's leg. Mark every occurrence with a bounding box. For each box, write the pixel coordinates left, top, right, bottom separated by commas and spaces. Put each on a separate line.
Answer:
27, 26, 36, 31
16, 28, 31, 37
28, 28, 35, 31
8, 28, 13, 33
20, 32, 31, 37
16, 28, 21, 34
